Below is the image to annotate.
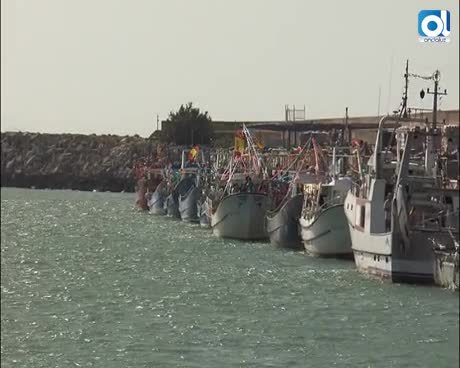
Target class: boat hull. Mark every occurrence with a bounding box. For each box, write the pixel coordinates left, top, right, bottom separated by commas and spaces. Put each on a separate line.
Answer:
212, 193, 271, 240
300, 205, 352, 257
345, 191, 435, 284
164, 194, 180, 218
265, 194, 303, 250
179, 186, 200, 223
148, 188, 166, 215
350, 228, 435, 284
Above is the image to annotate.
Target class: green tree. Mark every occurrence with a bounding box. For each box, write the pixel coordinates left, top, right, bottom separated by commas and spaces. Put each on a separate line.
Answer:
162, 102, 213, 145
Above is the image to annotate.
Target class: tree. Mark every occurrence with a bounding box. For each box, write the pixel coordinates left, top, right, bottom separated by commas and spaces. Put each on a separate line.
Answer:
161, 102, 213, 145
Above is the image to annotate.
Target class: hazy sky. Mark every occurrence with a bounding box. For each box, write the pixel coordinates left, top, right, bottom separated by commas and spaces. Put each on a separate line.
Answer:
1, 0, 459, 137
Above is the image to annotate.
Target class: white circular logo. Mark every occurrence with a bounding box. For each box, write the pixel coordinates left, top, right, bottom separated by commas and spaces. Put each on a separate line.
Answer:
421, 15, 443, 37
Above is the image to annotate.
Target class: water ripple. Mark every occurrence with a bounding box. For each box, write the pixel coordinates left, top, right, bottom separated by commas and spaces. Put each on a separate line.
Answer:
1, 188, 459, 368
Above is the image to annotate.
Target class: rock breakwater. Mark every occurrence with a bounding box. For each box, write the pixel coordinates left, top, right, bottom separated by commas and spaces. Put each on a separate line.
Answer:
1, 132, 156, 192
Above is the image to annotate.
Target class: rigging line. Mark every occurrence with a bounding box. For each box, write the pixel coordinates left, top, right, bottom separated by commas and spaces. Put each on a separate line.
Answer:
269, 136, 313, 181
408, 72, 435, 80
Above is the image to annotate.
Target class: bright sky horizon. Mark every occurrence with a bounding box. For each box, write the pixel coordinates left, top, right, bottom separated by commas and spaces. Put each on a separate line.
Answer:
1, 0, 459, 137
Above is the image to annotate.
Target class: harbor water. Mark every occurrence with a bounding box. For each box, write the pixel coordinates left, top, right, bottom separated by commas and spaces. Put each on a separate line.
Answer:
1, 188, 458, 367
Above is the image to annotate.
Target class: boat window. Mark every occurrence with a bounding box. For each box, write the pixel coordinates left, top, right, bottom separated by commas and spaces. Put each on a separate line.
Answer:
360, 205, 365, 228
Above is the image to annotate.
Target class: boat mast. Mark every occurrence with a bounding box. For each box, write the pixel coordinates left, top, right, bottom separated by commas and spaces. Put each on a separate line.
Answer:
401, 60, 409, 119
344, 107, 350, 145
424, 70, 447, 176
426, 70, 447, 129
386, 60, 409, 167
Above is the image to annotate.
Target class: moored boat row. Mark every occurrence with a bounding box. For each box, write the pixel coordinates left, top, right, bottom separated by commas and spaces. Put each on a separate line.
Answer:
133, 62, 458, 291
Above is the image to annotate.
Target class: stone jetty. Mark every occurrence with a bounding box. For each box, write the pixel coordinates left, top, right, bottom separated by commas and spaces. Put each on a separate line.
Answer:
1, 132, 157, 192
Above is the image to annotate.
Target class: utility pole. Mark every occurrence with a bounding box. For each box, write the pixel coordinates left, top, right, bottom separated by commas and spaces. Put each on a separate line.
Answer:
156, 114, 159, 131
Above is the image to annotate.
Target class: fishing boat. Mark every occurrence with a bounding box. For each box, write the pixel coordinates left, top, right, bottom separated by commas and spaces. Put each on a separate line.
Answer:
163, 172, 195, 219
346, 125, 458, 283
344, 62, 459, 283
208, 126, 272, 240
178, 172, 201, 222
148, 179, 167, 215
157, 147, 202, 220
163, 168, 182, 218
209, 173, 272, 240
178, 147, 205, 222
134, 144, 170, 211
211, 194, 272, 239
265, 144, 318, 250
300, 177, 353, 257
299, 139, 353, 257
164, 192, 181, 218
266, 176, 308, 249
266, 189, 303, 249
133, 162, 164, 211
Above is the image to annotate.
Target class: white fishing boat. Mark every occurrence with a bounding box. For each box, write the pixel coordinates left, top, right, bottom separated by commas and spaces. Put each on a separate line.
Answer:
300, 177, 352, 257
345, 125, 458, 282
298, 139, 353, 257
344, 62, 459, 283
208, 125, 272, 240
211, 188, 272, 240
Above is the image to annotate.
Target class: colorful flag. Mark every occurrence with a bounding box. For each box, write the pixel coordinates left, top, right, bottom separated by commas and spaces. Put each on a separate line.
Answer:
188, 145, 199, 161
234, 130, 245, 154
